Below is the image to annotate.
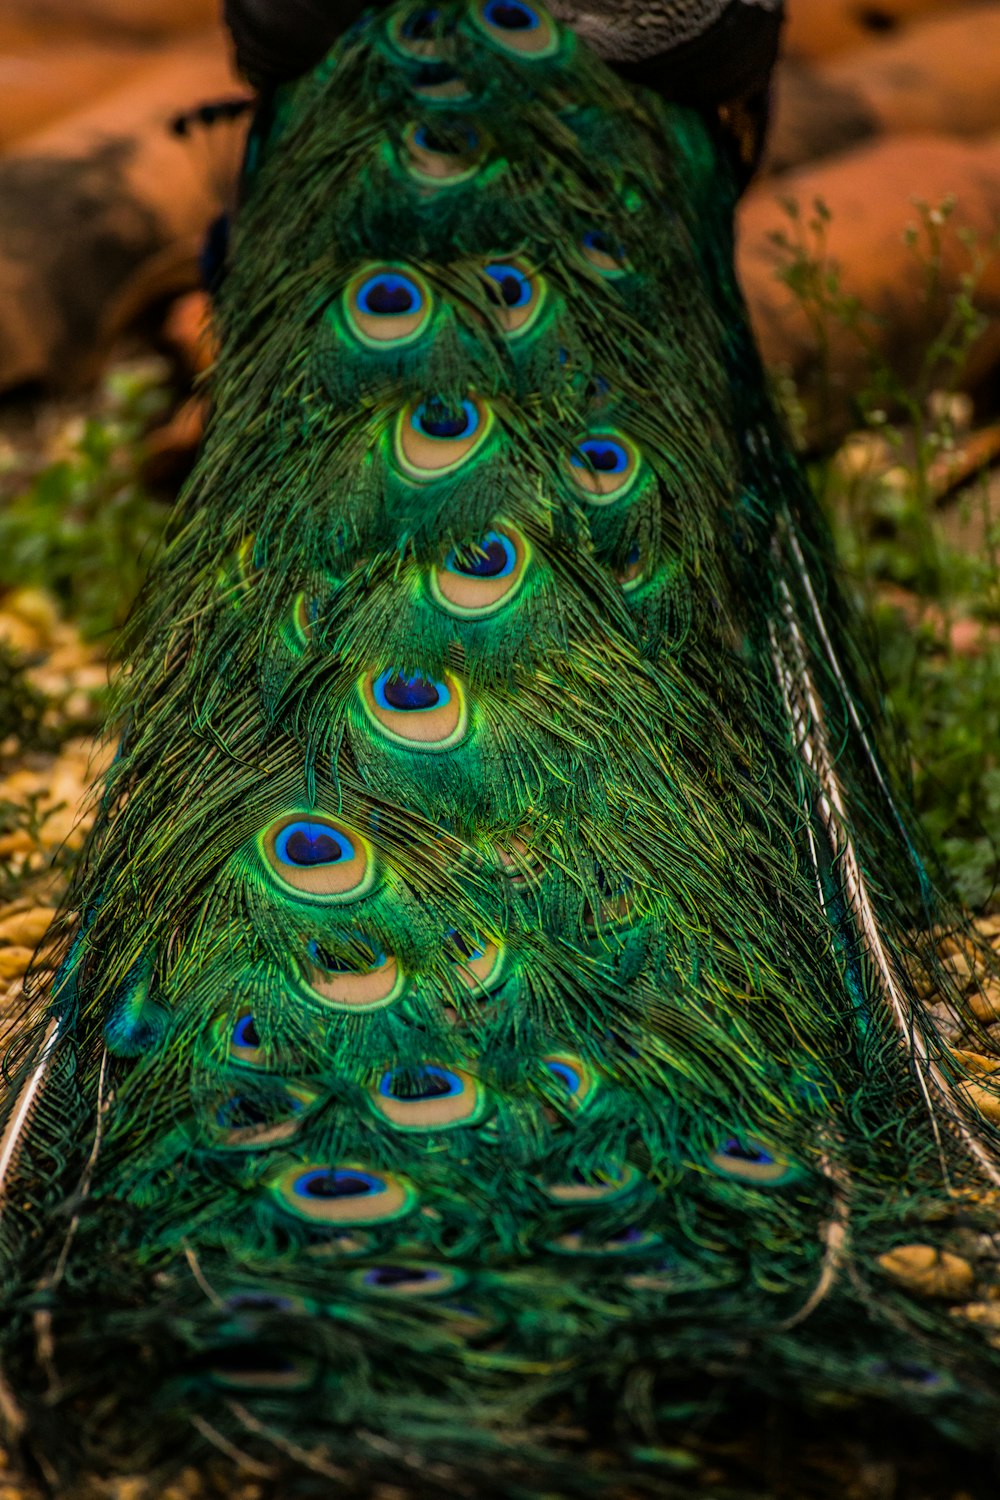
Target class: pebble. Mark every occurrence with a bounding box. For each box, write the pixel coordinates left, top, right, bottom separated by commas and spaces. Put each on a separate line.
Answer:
0, 907, 54, 946
877, 1244, 976, 1300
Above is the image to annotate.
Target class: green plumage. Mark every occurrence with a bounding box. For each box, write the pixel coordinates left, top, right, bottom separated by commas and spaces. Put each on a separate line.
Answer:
4, 4, 1000, 1494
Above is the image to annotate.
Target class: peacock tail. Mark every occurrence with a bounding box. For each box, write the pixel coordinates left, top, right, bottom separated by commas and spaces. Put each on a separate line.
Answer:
4, 3, 1000, 1494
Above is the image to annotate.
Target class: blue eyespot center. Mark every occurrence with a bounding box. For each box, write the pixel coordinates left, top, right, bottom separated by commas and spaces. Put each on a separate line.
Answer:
484, 263, 532, 308
232, 1014, 261, 1049
572, 439, 629, 475
379, 1065, 462, 1101
545, 1061, 581, 1094
719, 1139, 775, 1166
294, 1168, 385, 1200
276, 821, 354, 868
225, 1292, 294, 1314
412, 399, 479, 440
413, 122, 478, 155
403, 6, 449, 38
446, 531, 515, 579
583, 229, 626, 263
485, 0, 538, 28
364, 1265, 441, 1288
447, 930, 486, 962
358, 272, 421, 316
374, 670, 448, 712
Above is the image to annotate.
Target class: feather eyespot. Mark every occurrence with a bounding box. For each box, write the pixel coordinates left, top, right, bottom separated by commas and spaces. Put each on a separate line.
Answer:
260, 814, 375, 903
551, 1225, 660, 1256
861, 1358, 947, 1392
371, 1064, 486, 1130
446, 929, 506, 991
355, 1264, 464, 1297
209, 1344, 315, 1392
212, 1084, 316, 1151
403, 120, 483, 186
272, 1162, 416, 1225
394, 395, 492, 480
360, 668, 468, 750
539, 1163, 639, 1203
302, 935, 404, 1011
345, 265, 433, 347
613, 541, 645, 593
472, 0, 559, 57
580, 229, 630, 276
431, 525, 529, 618
389, 6, 455, 58
410, 63, 471, 100
228, 1011, 267, 1067
482, 260, 546, 336
566, 430, 642, 504
709, 1138, 798, 1187
543, 1054, 597, 1110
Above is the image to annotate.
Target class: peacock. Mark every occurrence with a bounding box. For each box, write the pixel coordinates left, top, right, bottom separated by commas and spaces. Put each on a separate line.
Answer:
4, 3, 1000, 1495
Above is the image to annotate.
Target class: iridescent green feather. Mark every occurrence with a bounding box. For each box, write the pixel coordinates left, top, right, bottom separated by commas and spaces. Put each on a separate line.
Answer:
3, 3, 1000, 1494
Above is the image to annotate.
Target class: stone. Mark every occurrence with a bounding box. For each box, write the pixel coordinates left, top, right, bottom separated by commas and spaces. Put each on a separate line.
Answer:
877, 1244, 976, 1300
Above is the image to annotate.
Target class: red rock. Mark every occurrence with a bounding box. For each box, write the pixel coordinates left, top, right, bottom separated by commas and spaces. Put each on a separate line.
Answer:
162, 291, 217, 376
0, 42, 156, 148
739, 135, 1000, 440
0, 0, 218, 45
768, 7, 1000, 173
782, 0, 985, 61
0, 36, 243, 394
822, 9, 1000, 139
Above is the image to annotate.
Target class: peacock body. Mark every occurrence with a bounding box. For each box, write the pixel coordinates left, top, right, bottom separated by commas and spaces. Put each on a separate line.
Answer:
3, 3, 1000, 1494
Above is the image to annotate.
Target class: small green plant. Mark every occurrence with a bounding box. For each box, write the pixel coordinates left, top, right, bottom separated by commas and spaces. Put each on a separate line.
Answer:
770, 197, 1000, 910
0, 363, 172, 643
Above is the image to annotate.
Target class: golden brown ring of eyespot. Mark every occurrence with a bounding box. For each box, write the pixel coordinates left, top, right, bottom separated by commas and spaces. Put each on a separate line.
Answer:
471, 0, 560, 58
565, 431, 641, 505
708, 1140, 796, 1186
539, 1163, 638, 1203
212, 1084, 317, 1151
344, 264, 434, 348
370, 1065, 487, 1131
429, 524, 530, 619
449, 938, 506, 992
386, 6, 453, 59
271, 1161, 417, 1225
351, 1263, 466, 1297
220, 1008, 270, 1070
482, 258, 547, 337
542, 1052, 598, 1111
402, 121, 483, 185
209, 1355, 317, 1393
259, 813, 376, 903
358, 669, 469, 750
394, 395, 493, 480
301, 950, 406, 1011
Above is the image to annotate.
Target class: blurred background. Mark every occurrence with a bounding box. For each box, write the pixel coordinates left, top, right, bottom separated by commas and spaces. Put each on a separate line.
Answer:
0, 0, 999, 1020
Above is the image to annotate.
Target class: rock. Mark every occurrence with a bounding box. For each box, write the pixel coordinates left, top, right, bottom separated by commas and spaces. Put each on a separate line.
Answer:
782, 0, 986, 61
0, 907, 54, 947
0, 1, 218, 45
0, 945, 36, 981
768, 8, 1000, 172
0, 36, 242, 395
969, 981, 1000, 1025
0, 42, 155, 149
877, 1244, 976, 1300
739, 135, 1000, 442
